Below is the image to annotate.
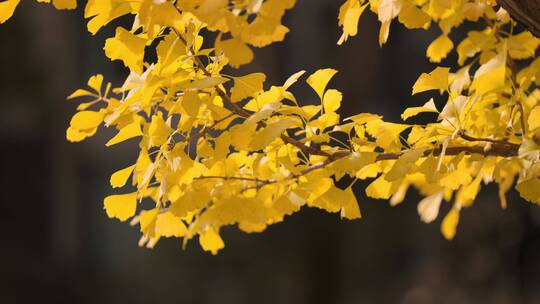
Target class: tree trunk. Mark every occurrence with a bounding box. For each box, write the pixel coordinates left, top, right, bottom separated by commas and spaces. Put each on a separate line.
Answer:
498, 0, 540, 37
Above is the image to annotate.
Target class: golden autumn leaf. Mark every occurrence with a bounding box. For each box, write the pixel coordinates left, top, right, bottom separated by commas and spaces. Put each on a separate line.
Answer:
427, 35, 453, 63
104, 27, 146, 74
110, 165, 136, 188
307, 68, 338, 99
0, 0, 20, 24
106, 122, 143, 146
441, 208, 460, 240
412, 67, 450, 95
103, 193, 137, 221
199, 228, 225, 255
230, 73, 266, 102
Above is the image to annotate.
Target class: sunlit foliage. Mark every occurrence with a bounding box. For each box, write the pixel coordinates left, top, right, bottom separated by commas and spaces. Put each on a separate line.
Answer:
2, 0, 540, 254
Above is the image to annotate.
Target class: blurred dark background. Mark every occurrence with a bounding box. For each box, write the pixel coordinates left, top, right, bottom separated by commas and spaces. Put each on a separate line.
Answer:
1, 1, 540, 303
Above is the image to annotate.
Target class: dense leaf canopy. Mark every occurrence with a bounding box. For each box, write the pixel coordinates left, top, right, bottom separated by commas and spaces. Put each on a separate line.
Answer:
2, 0, 540, 254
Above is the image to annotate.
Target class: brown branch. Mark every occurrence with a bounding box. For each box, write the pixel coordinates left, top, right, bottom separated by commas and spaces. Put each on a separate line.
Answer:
241, 143, 520, 190
172, 28, 329, 158
185, 113, 236, 143
498, 0, 540, 38
517, 101, 527, 135
504, 55, 528, 136
459, 131, 517, 146
194, 175, 267, 183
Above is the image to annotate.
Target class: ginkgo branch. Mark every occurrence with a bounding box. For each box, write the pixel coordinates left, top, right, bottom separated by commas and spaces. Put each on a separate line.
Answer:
240, 142, 521, 191
498, 0, 540, 38
505, 55, 528, 135
172, 28, 330, 158
186, 113, 236, 143
459, 131, 518, 146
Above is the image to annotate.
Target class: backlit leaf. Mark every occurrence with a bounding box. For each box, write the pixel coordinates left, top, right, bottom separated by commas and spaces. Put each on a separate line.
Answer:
412, 67, 450, 95
104, 192, 137, 221
104, 27, 146, 74
307, 68, 338, 99
231, 73, 266, 102
106, 122, 143, 146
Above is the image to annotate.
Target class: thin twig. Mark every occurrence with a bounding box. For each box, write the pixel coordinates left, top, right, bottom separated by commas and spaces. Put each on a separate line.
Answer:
241, 143, 520, 190
459, 131, 517, 146
194, 175, 267, 183
172, 27, 329, 157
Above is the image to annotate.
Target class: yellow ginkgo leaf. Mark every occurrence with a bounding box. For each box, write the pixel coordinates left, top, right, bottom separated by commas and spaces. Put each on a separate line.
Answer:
247, 102, 281, 124
103, 192, 137, 221
155, 33, 186, 76
250, 119, 294, 150
462, 2, 485, 21
456, 177, 482, 207
398, 3, 430, 29
427, 34, 453, 63
230, 73, 266, 102
529, 106, 540, 131
337, 0, 368, 45
311, 187, 346, 213
508, 31, 540, 59
106, 122, 143, 146
346, 113, 382, 124
283, 70, 306, 89
307, 68, 338, 99
148, 114, 173, 147
155, 212, 188, 237
390, 183, 409, 206
52, 0, 76, 10
182, 91, 202, 117
104, 27, 146, 74
385, 149, 425, 181
438, 95, 468, 121
417, 192, 443, 223
449, 65, 471, 94
69, 110, 104, 130
67, 89, 94, 100
379, 20, 391, 46
85, 0, 133, 35
0, 0, 20, 24
441, 208, 460, 240
187, 77, 229, 90
139, 208, 159, 236
366, 175, 402, 199
365, 120, 410, 151
401, 98, 439, 120
217, 37, 254, 68
230, 123, 257, 151
249, 92, 278, 115
110, 164, 136, 188
377, 0, 402, 23
516, 178, 540, 204
339, 188, 361, 220
138, 1, 182, 39
331, 151, 377, 175
323, 89, 342, 113
87, 74, 104, 94
418, 155, 439, 183
199, 228, 225, 255
412, 66, 450, 95
169, 189, 211, 218
242, 24, 290, 47
66, 126, 97, 142
470, 50, 506, 96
